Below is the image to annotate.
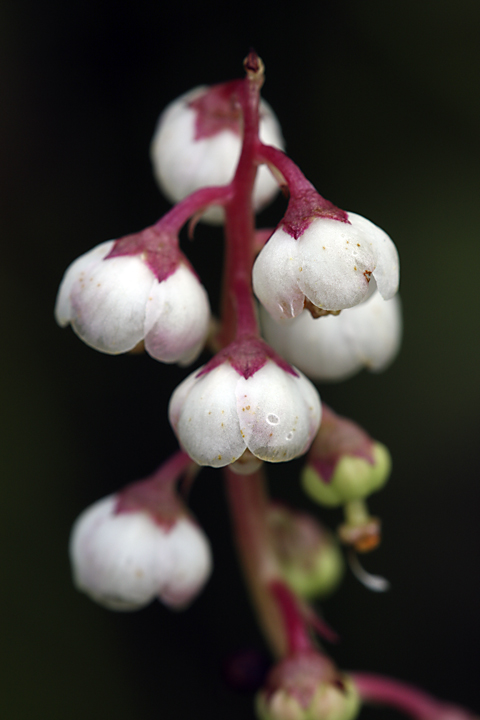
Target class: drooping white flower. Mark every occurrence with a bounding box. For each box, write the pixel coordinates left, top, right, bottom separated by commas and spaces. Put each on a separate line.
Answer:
253, 210, 399, 321
169, 337, 321, 468
70, 495, 212, 611
150, 84, 284, 224
54, 226, 210, 364
260, 291, 402, 382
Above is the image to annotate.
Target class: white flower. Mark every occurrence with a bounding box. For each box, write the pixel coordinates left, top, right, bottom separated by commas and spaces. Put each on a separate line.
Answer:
55, 239, 210, 364
260, 291, 402, 382
253, 211, 399, 320
168, 339, 321, 468
70, 495, 212, 611
150, 85, 284, 224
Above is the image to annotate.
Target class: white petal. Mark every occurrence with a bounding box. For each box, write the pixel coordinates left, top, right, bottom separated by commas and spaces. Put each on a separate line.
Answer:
69, 255, 155, 353
169, 364, 246, 467
297, 218, 376, 311
168, 365, 202, 430
144, 265, 210, 364
236, 361, 321, 462
261, 307, 360, 381
254, 212, 399, 319
151, 87, 240, 225
252, 231, 305, 320
158, 519, 212, 608
344, 292, 402, 372
347, 212, 399, 300
54, 240, 115, 327
260, 292, 402, 382
70, 496, 174, 611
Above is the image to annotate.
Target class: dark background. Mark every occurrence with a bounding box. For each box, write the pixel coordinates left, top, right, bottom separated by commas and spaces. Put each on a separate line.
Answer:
1, 1, 480, 718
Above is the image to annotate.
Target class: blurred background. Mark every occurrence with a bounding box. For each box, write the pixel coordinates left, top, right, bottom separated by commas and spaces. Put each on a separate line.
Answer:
1, 0, 480, 717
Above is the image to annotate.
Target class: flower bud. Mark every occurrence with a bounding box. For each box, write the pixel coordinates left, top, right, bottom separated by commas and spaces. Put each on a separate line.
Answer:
253, 210, 399, 321
267, 505, 344, 600
150, 84, 284, 224
70, 494, 212, 611
54, 226, 210, 365
256, 652, 360, 720
169, 336, 321, 468
301, 407, 391, 507
260, 291, 402, 382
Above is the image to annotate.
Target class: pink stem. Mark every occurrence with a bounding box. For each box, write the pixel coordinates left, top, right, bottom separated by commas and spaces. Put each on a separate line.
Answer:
154, 184, 234, 236
225, 467, 322, 661
218, 68, 262, 347
353, 673, 478, 720
256, 143, 348, 232
224, 466, 287, 657
116, 450, 196, 525
256, 143, 317, 199
219, 57, 327, 663
269, 581, 314, 655
145, 449, 194, 486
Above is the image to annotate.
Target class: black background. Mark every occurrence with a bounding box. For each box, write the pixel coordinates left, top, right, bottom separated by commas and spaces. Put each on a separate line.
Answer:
1, 1, 480, 718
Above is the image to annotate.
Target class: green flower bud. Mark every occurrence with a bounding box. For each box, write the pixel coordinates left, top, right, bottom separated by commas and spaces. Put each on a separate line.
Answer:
267, 505, 344, 599
255, 652, 361, 720
302, 441, 391, 507
301, 405, 391, 508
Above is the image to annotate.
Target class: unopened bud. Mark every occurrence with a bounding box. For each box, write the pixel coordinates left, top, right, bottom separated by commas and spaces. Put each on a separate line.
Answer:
256, 651, 360, 720
151, 84, 284, 224
301, 407, 391, 507
70, 493, 212, 611
267, 505, 343, 599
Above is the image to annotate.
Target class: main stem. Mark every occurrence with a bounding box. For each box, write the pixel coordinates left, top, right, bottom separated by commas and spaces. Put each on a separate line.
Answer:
221, 57, 318, 661
218, 63, 263, 347
224, 467, 287, 657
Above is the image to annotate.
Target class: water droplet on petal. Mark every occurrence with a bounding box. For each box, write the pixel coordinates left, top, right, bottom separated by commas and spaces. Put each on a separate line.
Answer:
285, 432, 293, 441
266, 413, 280, 425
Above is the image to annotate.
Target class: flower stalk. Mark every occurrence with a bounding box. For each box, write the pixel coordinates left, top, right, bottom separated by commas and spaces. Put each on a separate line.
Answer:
256, 143, 349, 228
218, 54, 264, 346
224, 466, 287, 657
353, 674, 479, 720
153, 183, 234, 236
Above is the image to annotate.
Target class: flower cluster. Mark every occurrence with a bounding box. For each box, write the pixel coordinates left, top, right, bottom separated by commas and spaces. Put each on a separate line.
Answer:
56, 53, 476, 720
